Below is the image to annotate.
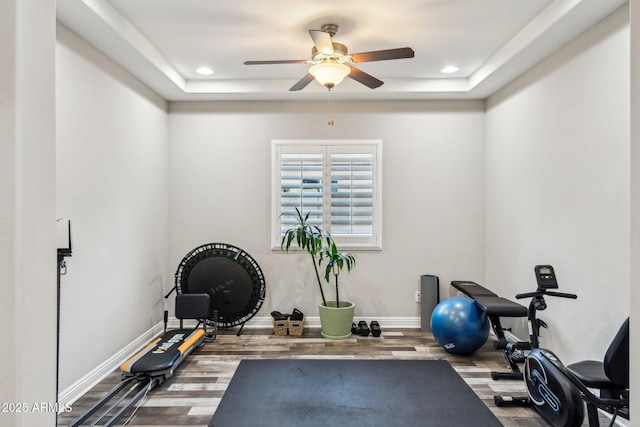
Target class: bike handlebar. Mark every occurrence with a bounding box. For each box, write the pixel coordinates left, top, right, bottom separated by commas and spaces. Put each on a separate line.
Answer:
516, 290, 577, 300
515, 291, 538, 299
545, 291, 577, 299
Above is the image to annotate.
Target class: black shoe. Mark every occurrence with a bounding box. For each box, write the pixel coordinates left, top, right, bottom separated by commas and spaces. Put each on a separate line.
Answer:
271, 311, 287, 320
358, 320, 370, 336
290, 308, 304, 321
370, 321, 382, 337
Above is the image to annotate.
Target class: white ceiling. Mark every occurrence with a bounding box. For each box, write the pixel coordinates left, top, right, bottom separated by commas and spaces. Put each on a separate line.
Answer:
56, 0, 627, 101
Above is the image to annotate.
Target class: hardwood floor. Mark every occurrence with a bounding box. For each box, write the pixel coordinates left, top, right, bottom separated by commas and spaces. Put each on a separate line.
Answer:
58, 327, 608, 427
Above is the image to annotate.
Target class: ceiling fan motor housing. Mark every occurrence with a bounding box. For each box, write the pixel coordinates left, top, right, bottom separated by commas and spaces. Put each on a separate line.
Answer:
320, 23, 339, 37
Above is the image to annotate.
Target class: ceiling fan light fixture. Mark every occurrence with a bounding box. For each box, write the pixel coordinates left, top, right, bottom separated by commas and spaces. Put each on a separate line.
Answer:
309, 62, 350, 89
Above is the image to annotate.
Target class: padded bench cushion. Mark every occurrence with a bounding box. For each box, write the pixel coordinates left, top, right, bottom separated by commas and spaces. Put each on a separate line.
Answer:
451, 281, 497, 298
451, 281, 527, 317
121, 328, 205, 374
474, 296, 528, 317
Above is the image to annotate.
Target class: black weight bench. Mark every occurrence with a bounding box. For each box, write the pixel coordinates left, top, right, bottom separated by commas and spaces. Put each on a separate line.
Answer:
451, 281, 529, 380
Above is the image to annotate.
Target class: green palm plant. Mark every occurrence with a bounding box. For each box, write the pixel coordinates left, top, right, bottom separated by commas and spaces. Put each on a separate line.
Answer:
319, 237, 356, 308
280, 208, 328, 305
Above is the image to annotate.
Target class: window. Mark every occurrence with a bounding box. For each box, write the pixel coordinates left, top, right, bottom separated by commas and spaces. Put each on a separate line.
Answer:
272, 140, 382, 250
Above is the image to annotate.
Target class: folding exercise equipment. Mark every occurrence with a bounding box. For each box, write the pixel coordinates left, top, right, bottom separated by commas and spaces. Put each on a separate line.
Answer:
69, 293, 213, 427
172, 243, 266, 335
451, 280, 529, 380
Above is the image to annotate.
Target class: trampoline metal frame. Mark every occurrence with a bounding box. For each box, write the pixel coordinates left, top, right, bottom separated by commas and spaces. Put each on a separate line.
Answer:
174, 243, 266, 334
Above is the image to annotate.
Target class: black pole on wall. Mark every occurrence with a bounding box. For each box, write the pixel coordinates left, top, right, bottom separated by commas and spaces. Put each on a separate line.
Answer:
56, 219, 72, 427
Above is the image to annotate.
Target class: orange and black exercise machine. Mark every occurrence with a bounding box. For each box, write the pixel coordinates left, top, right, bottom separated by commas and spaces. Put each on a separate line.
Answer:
69, 293, 214, 427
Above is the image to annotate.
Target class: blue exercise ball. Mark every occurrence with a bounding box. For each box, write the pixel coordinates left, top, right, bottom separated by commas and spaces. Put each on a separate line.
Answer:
430, 297, 490, 355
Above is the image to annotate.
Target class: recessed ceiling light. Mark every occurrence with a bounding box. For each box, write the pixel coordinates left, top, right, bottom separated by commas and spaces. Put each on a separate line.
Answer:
196, 66, 214, 76
440, 65, 459, 74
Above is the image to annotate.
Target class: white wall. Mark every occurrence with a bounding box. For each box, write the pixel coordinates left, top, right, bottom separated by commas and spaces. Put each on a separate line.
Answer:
1, 1, 57, 426
168, 100, 485, 319
56, 24, 169, 391
629, 0, 639, 419
485, 6, 630, 363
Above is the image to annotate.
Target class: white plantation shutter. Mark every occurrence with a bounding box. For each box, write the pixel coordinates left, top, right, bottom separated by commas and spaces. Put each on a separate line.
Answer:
279, 152, 324, 233
272, 140, 382, 250
330, 152, 374, 236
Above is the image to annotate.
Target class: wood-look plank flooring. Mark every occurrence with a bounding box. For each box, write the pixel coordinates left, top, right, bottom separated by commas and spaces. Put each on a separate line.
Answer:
58, 327, 609, 427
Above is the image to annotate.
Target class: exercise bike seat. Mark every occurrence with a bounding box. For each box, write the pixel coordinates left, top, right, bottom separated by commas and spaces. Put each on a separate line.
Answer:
567, 360, 626, 389
566, 317, 629, 390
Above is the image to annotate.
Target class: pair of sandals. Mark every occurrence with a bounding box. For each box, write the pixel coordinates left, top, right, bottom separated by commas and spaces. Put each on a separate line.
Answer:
271, 308, 304, 321
352, 320, 381, 337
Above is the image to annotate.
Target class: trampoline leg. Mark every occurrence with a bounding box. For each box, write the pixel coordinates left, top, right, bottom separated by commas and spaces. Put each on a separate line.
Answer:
236, 323, 245, 336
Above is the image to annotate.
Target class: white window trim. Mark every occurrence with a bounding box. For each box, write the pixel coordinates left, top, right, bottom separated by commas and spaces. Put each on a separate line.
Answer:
271, 139, 382, 251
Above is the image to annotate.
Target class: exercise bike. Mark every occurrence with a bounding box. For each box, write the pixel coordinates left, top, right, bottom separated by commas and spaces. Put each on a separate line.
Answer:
495, 266, 580, 421
489, 265, 576, 383
490, 265, 578, 381
495, 265, 629, 427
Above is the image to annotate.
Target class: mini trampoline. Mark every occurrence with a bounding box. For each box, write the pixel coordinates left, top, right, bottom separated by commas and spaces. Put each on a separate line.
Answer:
175, 243, 266, 334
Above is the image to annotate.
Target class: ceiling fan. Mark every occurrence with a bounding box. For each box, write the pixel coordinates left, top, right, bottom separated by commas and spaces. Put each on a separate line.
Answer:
244, 23, 415, 91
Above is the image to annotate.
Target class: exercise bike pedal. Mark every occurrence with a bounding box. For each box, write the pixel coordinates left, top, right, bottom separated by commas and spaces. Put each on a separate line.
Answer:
494, 395, 529, 407
491, 371, 523, 381
511, 352, 526, 364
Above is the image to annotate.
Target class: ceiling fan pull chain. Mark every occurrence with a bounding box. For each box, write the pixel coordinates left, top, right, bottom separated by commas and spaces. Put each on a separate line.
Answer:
327, 89, 334, 126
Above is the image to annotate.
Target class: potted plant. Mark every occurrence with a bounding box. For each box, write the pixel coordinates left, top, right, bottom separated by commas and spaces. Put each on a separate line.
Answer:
317, 237, 356, 339
281, 208, 357, 339
280, 208, 328, 305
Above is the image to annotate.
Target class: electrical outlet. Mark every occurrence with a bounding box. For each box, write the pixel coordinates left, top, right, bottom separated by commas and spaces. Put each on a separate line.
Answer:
415, 291, 421, 303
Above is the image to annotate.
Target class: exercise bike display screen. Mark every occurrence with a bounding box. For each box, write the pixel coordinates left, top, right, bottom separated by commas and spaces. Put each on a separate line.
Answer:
538, 267, 552, 275
535, 265, 559, 289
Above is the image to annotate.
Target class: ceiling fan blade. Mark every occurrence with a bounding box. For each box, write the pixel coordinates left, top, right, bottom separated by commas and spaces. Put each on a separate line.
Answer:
289, 73, 315, 91
309, 30, 334, 56
347, 65, 384, 89
244, 59, 307, 65
350, 47, 415, 63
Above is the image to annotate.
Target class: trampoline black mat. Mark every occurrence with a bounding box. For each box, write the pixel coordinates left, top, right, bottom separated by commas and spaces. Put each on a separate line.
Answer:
209, 359, 502, 427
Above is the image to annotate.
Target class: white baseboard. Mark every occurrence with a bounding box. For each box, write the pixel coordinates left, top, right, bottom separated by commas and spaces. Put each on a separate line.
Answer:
58, 322, 164, 408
